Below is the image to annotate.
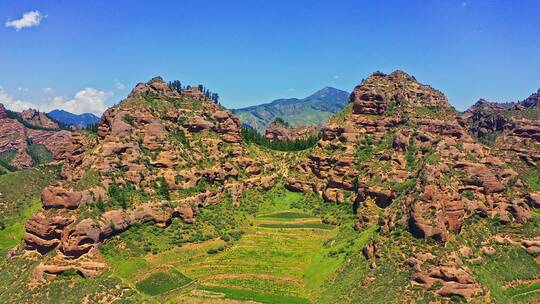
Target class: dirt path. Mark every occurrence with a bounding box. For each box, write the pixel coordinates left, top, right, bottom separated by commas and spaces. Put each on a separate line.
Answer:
503, 277, 540, 289
201, 273, 303, 285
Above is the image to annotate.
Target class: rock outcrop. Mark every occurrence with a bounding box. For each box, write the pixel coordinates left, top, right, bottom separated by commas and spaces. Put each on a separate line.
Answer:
0, 104, 71, 169
19, 77, 276, 278
20, 109, 60, 129
285, 71, 537, 301
407, 253, 483, 301
462, 91, 540, 170
265, 118, 318, 141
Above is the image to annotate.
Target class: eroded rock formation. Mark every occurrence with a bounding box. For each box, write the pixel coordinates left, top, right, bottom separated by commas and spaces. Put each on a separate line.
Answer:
284, 70, 538, 301
18, 77, 277, 279
265, 118, 318, 141
0, 104, 71, 168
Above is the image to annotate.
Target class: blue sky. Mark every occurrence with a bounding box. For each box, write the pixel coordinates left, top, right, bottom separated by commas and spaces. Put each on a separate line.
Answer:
0, 0, 539, 114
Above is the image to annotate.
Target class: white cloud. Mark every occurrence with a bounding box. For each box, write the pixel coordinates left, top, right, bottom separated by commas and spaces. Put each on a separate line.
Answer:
461, 2, 469, 8
5, 10, 45, 31
17, 87, 29, 92
48, 88, 113, 115
288, 88, 296, 92
333, 75, 340, 80
114, 80, 126, 90
0, 86, 37, 112
0, 86, 112, 115
43, 87, 54, 94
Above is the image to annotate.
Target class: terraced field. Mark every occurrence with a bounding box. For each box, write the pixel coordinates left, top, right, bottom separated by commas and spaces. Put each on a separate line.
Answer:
100, 191, 346, 303
173, 209, 336, 303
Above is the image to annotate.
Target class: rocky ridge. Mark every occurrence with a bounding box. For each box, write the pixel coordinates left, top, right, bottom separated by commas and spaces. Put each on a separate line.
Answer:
0, 104, 71, 169
4, 72, 539, 302
284, 70, 538, 300
264, 118, 319, 141
17, 77, 277, 279
463, 90, 540, 166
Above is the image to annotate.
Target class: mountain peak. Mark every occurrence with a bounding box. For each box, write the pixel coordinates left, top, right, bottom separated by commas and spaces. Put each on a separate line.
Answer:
305, 86, 348, 101
234, 87, 350, 132
47, 109, 100, 128
351, 70, 450, 115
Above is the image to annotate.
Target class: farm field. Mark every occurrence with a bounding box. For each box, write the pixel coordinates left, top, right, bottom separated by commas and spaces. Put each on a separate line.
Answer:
100, 191, 349, 303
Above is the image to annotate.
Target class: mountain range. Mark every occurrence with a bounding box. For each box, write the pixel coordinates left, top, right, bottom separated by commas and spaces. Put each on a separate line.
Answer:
47, 109, 100, 128
232, 86, 349, 132
0, 73, 539, 303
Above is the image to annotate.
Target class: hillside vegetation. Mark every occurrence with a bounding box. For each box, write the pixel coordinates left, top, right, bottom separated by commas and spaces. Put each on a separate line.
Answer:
0, 73, 539, 303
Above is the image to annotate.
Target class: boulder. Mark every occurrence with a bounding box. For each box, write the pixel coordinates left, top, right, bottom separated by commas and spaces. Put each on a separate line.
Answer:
520, 237, 540, 255
41, 186, 83, 210
60, 219, 101, 258
529, 192, 540, 208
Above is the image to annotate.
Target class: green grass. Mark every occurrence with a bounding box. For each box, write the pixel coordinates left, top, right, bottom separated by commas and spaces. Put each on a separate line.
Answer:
27, 143, 53, 165
508, 281, 540, 297
199, 285, 310, 304
0, 200, 40, 255
472, 246, 540, 303
262, 211, 314, 219
0, 150, 17, 172
524, 171, 540, 192
0, 166, 60, 256
162, 189, 339, 302
135, 270, 192, 296
0, 257, 141, 303
413, 105, 458, 120
258, 222, 335, 230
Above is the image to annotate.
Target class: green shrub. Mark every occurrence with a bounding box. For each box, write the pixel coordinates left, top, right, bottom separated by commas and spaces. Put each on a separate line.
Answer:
241, 127, 320, 151
135, 270, 192, 296
122, 114, 134, 125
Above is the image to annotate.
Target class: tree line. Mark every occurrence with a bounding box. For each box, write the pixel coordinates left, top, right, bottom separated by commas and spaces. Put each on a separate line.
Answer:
241, 126, 320, 151
168, 80, 219, 104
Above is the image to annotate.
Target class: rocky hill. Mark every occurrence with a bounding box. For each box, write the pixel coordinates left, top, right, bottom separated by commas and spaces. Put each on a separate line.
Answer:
233, 86, 349, 132
463, 90, 539, 162
0, 104, 71, 170
285, 70, 540, 302
265, 118, 319, 141
12, 77, 277, 282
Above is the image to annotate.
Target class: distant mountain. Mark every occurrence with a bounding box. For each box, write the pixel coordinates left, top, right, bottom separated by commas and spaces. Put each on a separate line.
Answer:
47, 109, 100, 128
232, 87, 349, 132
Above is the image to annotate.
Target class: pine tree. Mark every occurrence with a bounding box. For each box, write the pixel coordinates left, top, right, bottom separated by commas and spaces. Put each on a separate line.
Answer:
169, 80, 182, 93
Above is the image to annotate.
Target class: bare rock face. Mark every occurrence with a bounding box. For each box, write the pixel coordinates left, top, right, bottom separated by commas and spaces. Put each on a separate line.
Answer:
409, 185, 449, 242
212, 110, 243, 143
408, 253, 482, 301
0, 103, 7, 119
28, 129, 73, 159
23, 213, 74, 254
462, 90, 540, 169
0, 103, 71, 168
0, 116, 33, 168
265, 119, 318, 141
520, 237, 540, 255
287, 70, 534, 247
41, 186, 83, 210
20, 109, 59, 129
350, 71, 450, 115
